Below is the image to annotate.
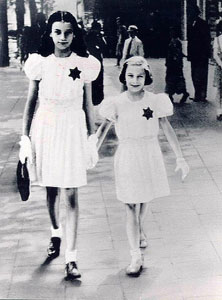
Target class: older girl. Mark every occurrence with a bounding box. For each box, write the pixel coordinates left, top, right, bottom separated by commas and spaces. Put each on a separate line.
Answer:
20, 11, 100, 279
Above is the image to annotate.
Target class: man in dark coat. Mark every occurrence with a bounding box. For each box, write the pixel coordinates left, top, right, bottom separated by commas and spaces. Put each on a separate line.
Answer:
187, 5, 211, 102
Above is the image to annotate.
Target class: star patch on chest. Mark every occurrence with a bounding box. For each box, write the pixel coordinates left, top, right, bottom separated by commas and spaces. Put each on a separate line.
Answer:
142, 106, 153, 120
68, 67, 81, 81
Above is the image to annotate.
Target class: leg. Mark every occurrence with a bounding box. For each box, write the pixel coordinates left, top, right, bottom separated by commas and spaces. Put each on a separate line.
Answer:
125, 204, 140, 250
46, 187, 60, 229
46, 187, 61, 259
125, 204, 143, 276
216, 75, 222, 120
64, 188, 81, 279
138, 203, 149, 248
191, 61, 200, 101
200, 60, 209, 101
64, 188, 79, 252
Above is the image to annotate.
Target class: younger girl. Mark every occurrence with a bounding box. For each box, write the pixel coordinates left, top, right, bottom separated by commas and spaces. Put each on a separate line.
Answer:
20, 11, 100, 279
99, 56, 189, 277
213, 20, 222, 120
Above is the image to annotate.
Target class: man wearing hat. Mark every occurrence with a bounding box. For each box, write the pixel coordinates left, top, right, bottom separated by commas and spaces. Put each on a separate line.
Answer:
122, 25, 144, 62
187, 5, 211, 102
116, 17, 128, 66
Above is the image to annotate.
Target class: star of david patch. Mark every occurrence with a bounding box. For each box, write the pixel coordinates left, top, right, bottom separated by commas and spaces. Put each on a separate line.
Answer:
142, 107, 153, 120
68, 67, 81, 81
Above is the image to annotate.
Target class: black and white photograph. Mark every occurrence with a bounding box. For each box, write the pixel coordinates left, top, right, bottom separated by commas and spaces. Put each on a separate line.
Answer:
0, 0, 222, 299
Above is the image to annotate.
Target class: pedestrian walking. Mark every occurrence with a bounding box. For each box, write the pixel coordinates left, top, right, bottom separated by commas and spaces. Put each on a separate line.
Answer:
165, 27, 189, 105
116, 17, 128, 66
187, 5, 211, 102
85, 21, 106, 106
20, 11, 100, 280
122, 25, 144, 63
99, 56, 189, 277
213, 20, 222, 121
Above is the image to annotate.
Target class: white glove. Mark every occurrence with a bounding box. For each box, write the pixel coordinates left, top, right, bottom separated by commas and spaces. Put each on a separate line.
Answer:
175, 157, 189, 181
19, 135, 33, 164
86, 134, 99, 170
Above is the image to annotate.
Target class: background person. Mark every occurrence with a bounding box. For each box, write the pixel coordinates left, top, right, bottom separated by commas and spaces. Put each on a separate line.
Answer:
187, 5, 211, 102
122, 25, 144, 62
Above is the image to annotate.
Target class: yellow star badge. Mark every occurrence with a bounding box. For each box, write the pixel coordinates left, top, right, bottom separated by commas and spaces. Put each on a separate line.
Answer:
142, 107, 153, 120
69, 67, 81, 81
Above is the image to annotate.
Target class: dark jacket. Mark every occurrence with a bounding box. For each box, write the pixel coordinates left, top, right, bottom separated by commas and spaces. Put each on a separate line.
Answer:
187, 17, 211, 62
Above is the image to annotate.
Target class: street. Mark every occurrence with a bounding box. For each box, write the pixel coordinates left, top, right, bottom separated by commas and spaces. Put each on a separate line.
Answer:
1, 58, 222, 299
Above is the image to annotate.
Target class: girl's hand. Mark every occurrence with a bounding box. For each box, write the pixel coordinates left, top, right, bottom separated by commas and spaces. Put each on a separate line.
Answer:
175, 157, 189, 181
19, 135, 32, 164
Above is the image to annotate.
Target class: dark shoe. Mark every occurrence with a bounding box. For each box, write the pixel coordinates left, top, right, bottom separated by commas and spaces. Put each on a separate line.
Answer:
217, 114, 222, 121
65, 261, 81, 279
180, 92, 189, 104
47, 237, 61, 259
200, 98, 208, 103
191, 98, 200, 102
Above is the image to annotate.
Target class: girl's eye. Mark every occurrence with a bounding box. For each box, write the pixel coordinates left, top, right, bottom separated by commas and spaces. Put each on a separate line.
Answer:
66, 30, 73, 35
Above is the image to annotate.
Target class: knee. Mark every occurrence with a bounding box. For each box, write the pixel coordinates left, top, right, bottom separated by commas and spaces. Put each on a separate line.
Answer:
126, 204, 136, 211
64, 188, 78, 209
125, 204, 137, 217
46, 187, 58, 199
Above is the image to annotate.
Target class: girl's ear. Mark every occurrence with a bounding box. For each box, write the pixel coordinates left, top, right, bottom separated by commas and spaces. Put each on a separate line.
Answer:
49, 32, 52, 37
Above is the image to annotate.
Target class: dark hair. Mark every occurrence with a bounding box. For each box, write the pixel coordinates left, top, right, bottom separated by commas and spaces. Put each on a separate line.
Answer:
216, 20, 222, 36
119, 56, 153, 85
38, 11, 88, 57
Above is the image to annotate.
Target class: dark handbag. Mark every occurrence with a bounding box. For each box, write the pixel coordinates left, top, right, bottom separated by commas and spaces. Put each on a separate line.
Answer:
16, 159, 30, 201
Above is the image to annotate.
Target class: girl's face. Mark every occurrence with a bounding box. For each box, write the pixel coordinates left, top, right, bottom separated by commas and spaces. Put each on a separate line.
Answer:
50, 21, 74, 53
125, 65, 146, 94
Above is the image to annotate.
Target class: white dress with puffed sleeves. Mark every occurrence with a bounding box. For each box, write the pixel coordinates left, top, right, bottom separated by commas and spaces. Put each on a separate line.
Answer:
24, 53, 100, 188
99, 91, 173, 203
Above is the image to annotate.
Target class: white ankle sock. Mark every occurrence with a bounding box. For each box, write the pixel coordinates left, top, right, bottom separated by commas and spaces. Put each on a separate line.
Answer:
65, 249, 77, 264
130, 248, 141, 257
51, 224, 62, 238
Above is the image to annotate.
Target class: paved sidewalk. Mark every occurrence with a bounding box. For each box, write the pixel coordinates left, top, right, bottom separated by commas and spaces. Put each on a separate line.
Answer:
1, 59, 222, 300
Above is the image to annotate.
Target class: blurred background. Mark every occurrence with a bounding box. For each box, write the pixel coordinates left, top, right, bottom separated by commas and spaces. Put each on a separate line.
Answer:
0, 0, 222, 67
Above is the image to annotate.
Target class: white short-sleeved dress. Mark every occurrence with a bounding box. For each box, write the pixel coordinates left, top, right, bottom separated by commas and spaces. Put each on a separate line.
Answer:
24, 53, 100, 188
99, 91, 173, 204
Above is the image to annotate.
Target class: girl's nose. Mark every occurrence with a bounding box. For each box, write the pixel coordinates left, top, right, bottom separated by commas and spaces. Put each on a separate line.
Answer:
61, 33, 66, 40
132, 76, 138, 84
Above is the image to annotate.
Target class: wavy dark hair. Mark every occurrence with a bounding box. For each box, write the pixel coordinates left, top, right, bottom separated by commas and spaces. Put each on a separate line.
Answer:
216, 20, 222, 36
38, 11, 88, 57
119, 56, 153, 86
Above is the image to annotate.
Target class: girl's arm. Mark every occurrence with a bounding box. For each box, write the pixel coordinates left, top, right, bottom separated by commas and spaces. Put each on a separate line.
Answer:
159, 117, 189, 180
213, 38, 222, 68
83, 82, 95, 135
159, 117, 183, 159
23, 80, 39, 136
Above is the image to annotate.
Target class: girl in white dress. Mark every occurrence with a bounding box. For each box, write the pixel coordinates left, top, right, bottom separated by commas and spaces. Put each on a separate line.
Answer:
99, 56, 189, 277
20, 11, 100, 279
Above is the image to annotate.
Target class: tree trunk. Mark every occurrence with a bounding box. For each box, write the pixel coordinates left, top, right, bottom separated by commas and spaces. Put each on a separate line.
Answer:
0, 0, 9, 67
28, 0, 38, 26
16, 0, 25, 35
